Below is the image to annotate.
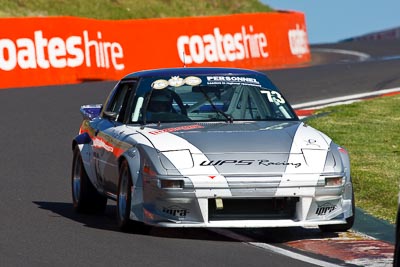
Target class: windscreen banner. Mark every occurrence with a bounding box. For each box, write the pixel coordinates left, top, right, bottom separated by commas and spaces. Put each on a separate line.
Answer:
0, 12, 310, 89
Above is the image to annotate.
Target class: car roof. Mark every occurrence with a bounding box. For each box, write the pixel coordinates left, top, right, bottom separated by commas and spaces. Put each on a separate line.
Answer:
121, 67, 265, 80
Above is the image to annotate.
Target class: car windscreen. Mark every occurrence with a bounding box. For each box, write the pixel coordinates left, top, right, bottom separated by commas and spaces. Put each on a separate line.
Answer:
129, 74, 298, 123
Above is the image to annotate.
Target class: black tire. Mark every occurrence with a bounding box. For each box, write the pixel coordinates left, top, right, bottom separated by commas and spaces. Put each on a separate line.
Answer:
319, 192, 355, 233
117, 160, 151, 234
71, 146, 107, 214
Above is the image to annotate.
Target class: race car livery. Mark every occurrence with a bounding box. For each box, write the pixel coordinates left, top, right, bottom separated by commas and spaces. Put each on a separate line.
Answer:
71, 67, 354, 232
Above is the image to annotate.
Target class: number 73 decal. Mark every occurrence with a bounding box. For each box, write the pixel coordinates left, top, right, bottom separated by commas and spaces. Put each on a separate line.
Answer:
261, 90, 286, 105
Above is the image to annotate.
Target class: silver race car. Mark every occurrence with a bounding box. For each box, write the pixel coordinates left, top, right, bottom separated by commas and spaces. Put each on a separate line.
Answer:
71, 67, 354, 232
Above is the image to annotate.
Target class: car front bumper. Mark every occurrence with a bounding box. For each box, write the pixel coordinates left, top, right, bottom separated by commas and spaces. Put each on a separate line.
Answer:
134, 175, 354, 228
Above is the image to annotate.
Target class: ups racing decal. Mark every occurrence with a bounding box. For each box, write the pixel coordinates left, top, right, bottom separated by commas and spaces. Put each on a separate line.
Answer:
200, 159, 301, 168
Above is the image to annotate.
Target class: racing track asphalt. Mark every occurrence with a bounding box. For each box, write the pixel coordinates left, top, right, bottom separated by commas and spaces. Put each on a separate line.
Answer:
1, 39, 400, 267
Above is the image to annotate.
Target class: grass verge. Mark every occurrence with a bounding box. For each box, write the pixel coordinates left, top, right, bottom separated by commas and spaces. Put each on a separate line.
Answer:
306, 95, 400, 223
0, 0, 272, 19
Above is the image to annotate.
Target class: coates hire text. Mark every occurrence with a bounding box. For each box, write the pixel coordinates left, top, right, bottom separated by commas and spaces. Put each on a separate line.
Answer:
0, 30, 125, 71
177, 25, 269, 64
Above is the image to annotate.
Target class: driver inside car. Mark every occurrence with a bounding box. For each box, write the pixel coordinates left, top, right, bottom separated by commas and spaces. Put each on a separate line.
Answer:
145, 89, 189, 122
147, 89, 174, 113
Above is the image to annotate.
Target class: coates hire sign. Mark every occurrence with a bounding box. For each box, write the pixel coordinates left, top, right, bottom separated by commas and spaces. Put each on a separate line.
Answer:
0, 12, 310, 89
0, 30, 124, 71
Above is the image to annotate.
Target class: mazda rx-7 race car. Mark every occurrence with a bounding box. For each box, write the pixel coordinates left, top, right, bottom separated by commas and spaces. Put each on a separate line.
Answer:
71, 67, 354, 232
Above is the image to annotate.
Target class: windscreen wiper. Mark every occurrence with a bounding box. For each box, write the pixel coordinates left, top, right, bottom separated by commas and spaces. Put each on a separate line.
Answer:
199, 88, 233, 123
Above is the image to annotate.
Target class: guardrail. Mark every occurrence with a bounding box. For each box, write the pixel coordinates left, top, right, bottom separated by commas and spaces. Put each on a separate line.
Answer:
0, 11, 310, 89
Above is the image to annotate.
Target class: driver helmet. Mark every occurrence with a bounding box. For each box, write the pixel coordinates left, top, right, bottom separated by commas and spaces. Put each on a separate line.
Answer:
147, 89, 173, 112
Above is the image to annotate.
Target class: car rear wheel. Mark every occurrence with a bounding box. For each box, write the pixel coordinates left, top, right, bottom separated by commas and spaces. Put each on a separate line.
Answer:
319, 192, 355, 233
71, 146, 107, 213
117, 160, 151, 234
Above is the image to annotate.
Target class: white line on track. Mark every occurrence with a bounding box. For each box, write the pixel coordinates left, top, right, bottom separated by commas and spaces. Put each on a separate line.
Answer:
211, 228, 343, 267
292, 87, 400, 110
311, 48, 371, 61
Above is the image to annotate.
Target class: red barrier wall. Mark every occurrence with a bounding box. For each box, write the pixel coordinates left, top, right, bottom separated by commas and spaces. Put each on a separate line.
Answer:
0, 12, 310, 89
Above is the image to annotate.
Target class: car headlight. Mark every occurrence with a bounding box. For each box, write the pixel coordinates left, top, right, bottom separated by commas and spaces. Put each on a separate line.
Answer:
325, 176, 344, 187
159, 179, 184, 189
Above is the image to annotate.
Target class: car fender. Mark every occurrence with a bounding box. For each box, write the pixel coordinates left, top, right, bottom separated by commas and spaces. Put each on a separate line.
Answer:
72, 133, 101, 191
328, 142, 353, 218
330, 142, 351, 183
119, 147, 145, 222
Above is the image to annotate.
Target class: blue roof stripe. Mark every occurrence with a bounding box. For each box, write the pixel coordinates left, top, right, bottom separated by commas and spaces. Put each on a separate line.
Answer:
122, 67, 265, 79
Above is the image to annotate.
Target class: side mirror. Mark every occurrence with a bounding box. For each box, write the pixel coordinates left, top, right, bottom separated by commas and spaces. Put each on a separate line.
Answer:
80, 104, 102, 120
103, 111, 118, 121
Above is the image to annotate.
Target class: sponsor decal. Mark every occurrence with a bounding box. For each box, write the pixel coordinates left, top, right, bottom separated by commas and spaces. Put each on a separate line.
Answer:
206, 76, 261, 87
151, 76, 202, 89
184, 76, 202, 86
201, 160, 253, 166
207, 76, 259, 84
177, 25, 269, 64
148, 124, 204, 135
200, 159, 301, 168
168, 76, 184, 87
162, 205, 189, 218
92, 137, 114, 152
258, 160, 301, 168
261, 90, 286, 105
0, 30, 124, 71
288, 24, 309, 57
152, 79, 169, 90
91, 133, 128, 158
316, 202, 337, 216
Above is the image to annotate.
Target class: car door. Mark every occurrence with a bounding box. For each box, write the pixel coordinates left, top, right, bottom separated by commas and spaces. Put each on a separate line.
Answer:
92, 80, 137, 196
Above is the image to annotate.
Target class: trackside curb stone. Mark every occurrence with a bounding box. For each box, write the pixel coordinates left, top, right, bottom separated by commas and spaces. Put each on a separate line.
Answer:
354, 207, 395, 244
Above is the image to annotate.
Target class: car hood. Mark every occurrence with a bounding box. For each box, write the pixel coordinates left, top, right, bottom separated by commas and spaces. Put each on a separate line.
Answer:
136, 121, 332, 175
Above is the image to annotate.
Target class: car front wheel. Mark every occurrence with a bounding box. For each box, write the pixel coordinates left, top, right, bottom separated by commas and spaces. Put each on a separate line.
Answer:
71, 146, 107, 213
117, 160, 150, 234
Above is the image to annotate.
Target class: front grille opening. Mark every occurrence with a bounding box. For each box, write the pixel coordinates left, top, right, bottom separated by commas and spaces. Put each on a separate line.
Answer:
208, 198, 298, 221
